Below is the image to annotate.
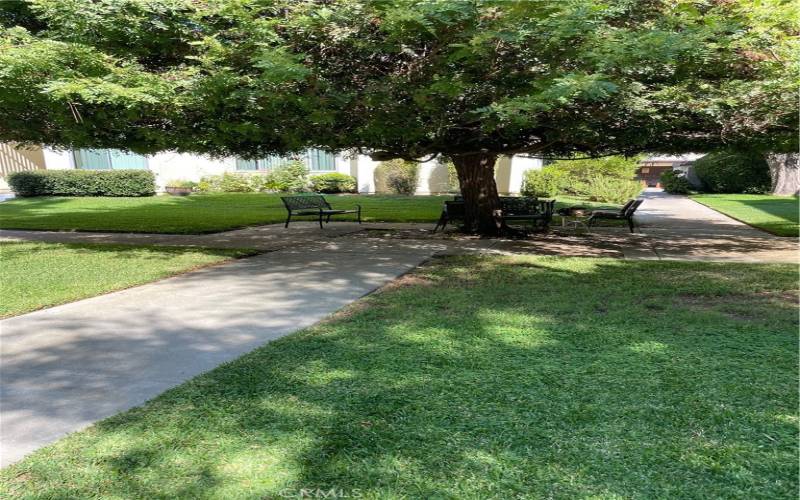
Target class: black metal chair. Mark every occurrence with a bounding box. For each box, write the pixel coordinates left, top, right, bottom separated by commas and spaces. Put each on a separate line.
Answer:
281, 195, 361, 229
587, 199, 643, 233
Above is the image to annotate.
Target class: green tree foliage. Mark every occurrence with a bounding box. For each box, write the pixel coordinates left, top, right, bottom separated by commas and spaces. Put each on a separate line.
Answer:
0, 0, 795, 232
693, 150, 772, 194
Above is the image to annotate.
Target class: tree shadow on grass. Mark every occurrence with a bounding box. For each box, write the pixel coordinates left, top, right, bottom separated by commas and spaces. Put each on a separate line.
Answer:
2, 257, 798, 498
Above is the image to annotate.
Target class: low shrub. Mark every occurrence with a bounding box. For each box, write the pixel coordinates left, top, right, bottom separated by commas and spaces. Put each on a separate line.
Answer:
375, 159, 419, 195
165, 179, 198, 189
265, 161, 309, 192
693, 150, 771, 193
660, 170, 691, 194
309, 173, 356, 193
197, 163, 310, 194
7, 169, 156, 197
582, 175, 642, 204
247, 174, 272, 192
521, 169, 565, 198
197, 173, 251, 193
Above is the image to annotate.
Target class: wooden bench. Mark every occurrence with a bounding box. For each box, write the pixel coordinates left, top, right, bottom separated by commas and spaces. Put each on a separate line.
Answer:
281, 195, 361, 229
587, 199, 643, 233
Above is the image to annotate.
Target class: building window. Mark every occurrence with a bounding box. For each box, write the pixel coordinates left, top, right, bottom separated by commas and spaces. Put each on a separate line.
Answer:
640, 167, 650, 174
306, 149, 335, 171
73, 149, 147, 170
236, 154, 296, 171
235, 149, 336, 172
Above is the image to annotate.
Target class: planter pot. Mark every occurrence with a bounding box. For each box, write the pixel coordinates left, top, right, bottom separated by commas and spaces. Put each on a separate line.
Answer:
165, 187, 194, 196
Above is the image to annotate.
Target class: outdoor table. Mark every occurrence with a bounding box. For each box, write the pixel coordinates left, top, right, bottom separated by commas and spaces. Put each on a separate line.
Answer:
561, 215, 590, 233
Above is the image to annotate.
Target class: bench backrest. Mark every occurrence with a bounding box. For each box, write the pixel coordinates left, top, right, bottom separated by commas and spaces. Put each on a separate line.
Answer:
617, 199, 636, 215
281, 195, 331, 211
501, 197, 539, 215
624, 199, 644, 217
538, 199, 556, 216
444, 200, 465, 218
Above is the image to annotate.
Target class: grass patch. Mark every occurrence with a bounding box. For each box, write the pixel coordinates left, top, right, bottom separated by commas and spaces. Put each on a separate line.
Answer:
1, 256, 796, 497
0, 241, 254, 317
0, 193, 618, 234
690, 194, 799, 237
0, 194, 450, 234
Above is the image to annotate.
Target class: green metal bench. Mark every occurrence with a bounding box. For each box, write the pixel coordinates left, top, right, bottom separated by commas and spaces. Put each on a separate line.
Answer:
587, 199, 643, 233
281, 195, 361, 229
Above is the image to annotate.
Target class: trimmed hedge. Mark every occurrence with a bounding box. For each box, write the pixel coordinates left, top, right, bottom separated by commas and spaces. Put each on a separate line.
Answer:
309, 173, 356, 193
7, 169, 156, 197
693, 150, 771, 193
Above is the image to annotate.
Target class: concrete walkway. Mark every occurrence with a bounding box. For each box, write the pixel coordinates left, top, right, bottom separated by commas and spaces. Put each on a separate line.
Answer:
634, 189, 798, 263
0, 236, 447, 467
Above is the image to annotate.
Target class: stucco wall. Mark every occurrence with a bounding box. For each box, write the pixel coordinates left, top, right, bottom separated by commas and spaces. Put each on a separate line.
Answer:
33, 145, 542, 195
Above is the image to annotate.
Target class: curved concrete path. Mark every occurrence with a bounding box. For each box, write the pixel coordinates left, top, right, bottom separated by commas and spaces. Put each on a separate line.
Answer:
0, 235, 448, 467
633, 189, 798, 263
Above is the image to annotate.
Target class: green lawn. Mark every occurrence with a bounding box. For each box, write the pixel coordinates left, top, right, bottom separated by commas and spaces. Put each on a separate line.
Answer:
0, 241, 254, 317
2, 256, 796, 498
0, 194, 451, 234
690, 194, 799, 237
0, 193, 617, 234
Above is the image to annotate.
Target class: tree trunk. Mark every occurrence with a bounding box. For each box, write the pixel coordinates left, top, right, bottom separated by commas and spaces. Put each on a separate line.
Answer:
451, 152, 502, 235
766, 153, 800, 195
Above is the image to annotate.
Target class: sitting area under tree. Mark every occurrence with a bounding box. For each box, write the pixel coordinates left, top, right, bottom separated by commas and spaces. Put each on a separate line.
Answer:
0, 1, 794, 235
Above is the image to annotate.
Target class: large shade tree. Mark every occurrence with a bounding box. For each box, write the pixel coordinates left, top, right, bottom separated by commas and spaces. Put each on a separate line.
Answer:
1, 0, 796, 233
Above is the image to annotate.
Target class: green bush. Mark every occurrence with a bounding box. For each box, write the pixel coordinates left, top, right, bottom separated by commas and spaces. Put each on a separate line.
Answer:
375, 159, 419, 195
660, 170, 691, 194
546, 156, 641, 191
165, 179, 198, 189
521, 169, 564, 197
197, 163, 309, 193
309, 173, 356, 193
197, 173, 251, 193
7, 169, 155, 197
582, 175, 642, 204
247, 174, 272, 192
693, 150, 771, 193
265, 161, 309, 192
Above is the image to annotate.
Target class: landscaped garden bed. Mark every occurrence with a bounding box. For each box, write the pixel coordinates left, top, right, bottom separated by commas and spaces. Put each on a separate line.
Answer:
2, 255, 796, 498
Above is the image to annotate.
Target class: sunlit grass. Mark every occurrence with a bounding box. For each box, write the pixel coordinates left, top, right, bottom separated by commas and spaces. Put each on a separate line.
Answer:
691, 194, 799, 236
0, 241, 255, 317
